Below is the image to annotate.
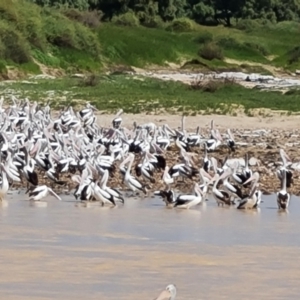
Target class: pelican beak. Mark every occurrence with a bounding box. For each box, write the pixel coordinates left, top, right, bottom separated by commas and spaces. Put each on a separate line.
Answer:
207, 174, 218, 185
243, 175, 255, 185
284, 152, 292, 162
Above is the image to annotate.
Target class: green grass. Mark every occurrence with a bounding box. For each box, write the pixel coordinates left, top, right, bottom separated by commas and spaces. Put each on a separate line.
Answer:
98, 24, 199, 67
3, 75, 300, 114
96, 21, 300, 71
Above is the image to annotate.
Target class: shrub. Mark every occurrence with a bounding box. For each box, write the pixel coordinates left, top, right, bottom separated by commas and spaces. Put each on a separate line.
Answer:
235, 19, 260, 32
0, 0, 18, 23
199, 42, 223, 61
62, 8, 102, 29
193, 31, 213, 44
288, 46, 300, 64
142, 16, 165, 29
112, 12, 140, 27
78, 74, 99, 87
244, 42, 270, 56
166, 17, 197, 32
43, 13, 77, 48
43, 11, 100, 57
0, 19, 31, 64
217, 36, 240, 49
190, 78, 236, 92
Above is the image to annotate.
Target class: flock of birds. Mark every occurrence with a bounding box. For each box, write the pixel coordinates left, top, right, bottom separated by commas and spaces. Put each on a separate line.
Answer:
0, 97, 294, 211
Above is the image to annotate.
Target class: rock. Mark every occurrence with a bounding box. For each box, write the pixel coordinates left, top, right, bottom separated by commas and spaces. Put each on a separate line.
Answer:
249, 157, 259, 166
71, 73, 85, 78
29, 74, 56, 80
20, 80, 38, 84
296, 70, 300, 75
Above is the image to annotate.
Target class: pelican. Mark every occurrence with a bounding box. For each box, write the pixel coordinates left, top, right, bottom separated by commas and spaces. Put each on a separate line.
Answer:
120, 153, 147, 195
112, 109, 123, 129
174, 183, 203, 209
99, 169, 124, 203
277, 169, 290, 210
27, 185, 62, 201
277, 149, 293, 188
154, 189, 175, 207
92, 182, 116, 206
154, 284, 177, 300
237, 183, 260, 209
210, 171, 233, 206
223, 168, 244, 200
203, 144, 211, 172
162, 166, 174, 189
205, 129, 222, 152
226, 128, 235, 152
242, 171, 263, 207
0, 163, 9, 201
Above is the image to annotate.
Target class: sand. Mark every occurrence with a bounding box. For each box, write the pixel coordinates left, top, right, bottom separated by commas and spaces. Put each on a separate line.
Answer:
96, 112, 300, 131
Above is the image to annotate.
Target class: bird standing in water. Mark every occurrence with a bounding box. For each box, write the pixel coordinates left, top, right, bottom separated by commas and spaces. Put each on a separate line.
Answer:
154, 284, 177, 300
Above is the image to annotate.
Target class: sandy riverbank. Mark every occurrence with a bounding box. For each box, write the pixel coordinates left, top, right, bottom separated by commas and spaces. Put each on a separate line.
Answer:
96, 112, 300, 131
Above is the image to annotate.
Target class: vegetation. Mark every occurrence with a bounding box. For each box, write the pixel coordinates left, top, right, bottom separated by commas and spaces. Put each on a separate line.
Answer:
30, 0, 300, 27
1, 1, 300, 116
0, 0, 300, 74
2, 75, 300, 114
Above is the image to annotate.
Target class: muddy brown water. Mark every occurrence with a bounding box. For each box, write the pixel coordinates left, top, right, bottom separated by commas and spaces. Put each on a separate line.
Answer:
0, 190, 299, 300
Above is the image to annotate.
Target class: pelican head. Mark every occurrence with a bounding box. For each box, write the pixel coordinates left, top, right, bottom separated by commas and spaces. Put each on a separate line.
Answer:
166, 284, 177, 299
155, 284, 177, 300
280, 149, 291, 165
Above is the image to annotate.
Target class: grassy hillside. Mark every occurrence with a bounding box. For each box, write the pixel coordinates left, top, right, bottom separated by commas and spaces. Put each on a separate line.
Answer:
0, 0, 300, 78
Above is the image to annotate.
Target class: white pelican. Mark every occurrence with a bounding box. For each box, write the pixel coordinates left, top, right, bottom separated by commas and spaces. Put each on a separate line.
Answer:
199, 168, 212, 200
120, 153, 147, 195
203, 144, 211, 173
99, 169, 124, 203
162, 166, 174, 189
112, 109, 123, 129
223, 168, 244, 200
28, 185, 62, 201
174, 183, 203, 209
226, 128, 235, 152
277, 149, 293, 188
92, 182, 116, 206
231, 159, 250, 186
154, 189, 175, 207
210, 171, 233, 206
277, 169, 290, 210
205, 120, 223, 152
242, 171, 263, 207
0, 163, 9, 201
154, 284, 177, 300
237, 183, 260, 209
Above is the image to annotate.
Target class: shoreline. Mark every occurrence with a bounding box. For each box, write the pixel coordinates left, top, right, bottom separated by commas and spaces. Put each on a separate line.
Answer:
95, 113, 300, 131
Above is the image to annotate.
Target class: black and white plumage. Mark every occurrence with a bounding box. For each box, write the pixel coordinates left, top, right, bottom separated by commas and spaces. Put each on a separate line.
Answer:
210, 172, 234, 206
276, 149, 293, 188
120, 153, 147, 195
99, 169, 124, 204
226, 128, 235, 152
237, 183, 261, 209
203, 144, 211, 173
223, 169, 244, 200
112, 109, 123, 129
27, 185, 62, 201
174, 183, 203, 209
277, 169, 290, 210
154, 189, 175, 207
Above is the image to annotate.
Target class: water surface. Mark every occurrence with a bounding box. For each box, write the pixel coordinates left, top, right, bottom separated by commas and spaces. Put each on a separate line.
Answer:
0, 191, 299, 299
